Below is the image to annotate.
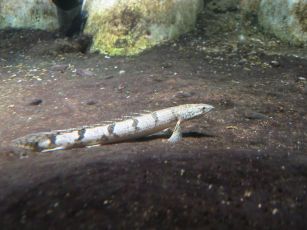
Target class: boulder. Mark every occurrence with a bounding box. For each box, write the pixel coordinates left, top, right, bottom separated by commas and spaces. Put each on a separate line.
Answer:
0, 0, 58, 30
206, 0, 239, 13
258, 0, 307, 46
83, 0, 203, 56
240, 0, 307, 46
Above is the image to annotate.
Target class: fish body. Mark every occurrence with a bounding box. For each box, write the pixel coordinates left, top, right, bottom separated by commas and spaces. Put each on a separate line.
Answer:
11, 103, 213, 152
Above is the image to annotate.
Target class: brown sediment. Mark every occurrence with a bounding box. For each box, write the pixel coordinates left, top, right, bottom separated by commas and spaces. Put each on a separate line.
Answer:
0, 27, 306, 229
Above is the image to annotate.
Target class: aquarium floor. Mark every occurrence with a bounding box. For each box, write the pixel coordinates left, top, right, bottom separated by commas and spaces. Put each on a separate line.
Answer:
0, 29, 306, 229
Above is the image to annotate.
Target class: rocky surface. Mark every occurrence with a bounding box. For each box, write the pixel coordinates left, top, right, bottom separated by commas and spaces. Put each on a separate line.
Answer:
258, 0, 307, 46
0, 0, 58, 30
241, 0, 307, 46
82, 0, 203, 55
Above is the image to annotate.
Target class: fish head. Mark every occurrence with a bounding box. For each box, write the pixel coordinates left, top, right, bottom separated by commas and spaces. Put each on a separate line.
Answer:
177, 103, 214, 120
199, 103, 214, 113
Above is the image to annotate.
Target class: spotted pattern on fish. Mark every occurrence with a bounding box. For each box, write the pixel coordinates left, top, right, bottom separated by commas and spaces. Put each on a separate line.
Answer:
151, 112, 159, 125
132, 118, 139, 130
77, 128, 86, 141
100, 135, 109, 142
11, 104, 214, 152
50, 134, 57, 145
107, 123, 115, 135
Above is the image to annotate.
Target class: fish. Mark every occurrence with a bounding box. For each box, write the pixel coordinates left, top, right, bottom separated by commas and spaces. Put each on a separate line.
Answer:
11, 103, 214, 152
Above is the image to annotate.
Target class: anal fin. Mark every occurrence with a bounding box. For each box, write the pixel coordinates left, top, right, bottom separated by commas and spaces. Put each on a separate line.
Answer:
150, 128, 172, 137
41, 146, 66, 153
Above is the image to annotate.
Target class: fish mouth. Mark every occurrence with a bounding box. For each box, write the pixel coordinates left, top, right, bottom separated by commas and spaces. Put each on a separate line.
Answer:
203, 104, 214, 112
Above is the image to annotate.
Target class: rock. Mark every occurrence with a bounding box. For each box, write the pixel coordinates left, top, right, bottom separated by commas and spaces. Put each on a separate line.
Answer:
118, 70, 126, 75
0, 0, 86, 36
53, 38, 83, 53
83, 0, 203, 55
28, 99, 43, 106
241, 0, 307, 46
259, 0, 307, 46
50, 64, 69, 72
245, 111, 269, 120
86, 100, 96, 105
206, 0, 239, 13
270, 60, 281, 67
238, 58, 248, 65
104, 75, 114, 79
240, 0, 261, 15
76, 68, 95, 77
174, 91, 194, 98
0, 0, 58, 30
162, 63, 173, 69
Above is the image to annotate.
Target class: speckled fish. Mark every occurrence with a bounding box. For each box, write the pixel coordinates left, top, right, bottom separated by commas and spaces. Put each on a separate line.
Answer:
11, 103, 214, 152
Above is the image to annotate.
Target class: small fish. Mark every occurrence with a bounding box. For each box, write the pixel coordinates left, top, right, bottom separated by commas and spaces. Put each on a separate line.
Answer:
11, 103, 214, 152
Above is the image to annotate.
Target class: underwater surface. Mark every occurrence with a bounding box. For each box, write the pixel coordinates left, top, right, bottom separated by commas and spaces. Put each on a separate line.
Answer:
0, 8, 306, 229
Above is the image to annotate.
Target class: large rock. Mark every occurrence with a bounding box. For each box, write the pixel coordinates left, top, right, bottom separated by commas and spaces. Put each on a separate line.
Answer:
0, 0, 58, 30
240, 0, 261, 15
206, 0, 239, 13
241, 0, 307, 46
259, 0, 307, 46
83, 0, 203, 56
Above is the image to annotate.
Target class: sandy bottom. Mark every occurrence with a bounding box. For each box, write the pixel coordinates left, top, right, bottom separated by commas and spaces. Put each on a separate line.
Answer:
0, 28, 306, 229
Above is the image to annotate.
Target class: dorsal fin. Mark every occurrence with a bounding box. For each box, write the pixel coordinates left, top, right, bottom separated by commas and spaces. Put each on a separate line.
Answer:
129, 111, 152, 117
141, 109, 152, 113
117, 109, 153, 121
54, 121, 114, 133
54, 109, 154, 134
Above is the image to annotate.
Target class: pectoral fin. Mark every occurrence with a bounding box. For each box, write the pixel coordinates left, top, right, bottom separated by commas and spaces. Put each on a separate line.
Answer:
167, 119, 182, 143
